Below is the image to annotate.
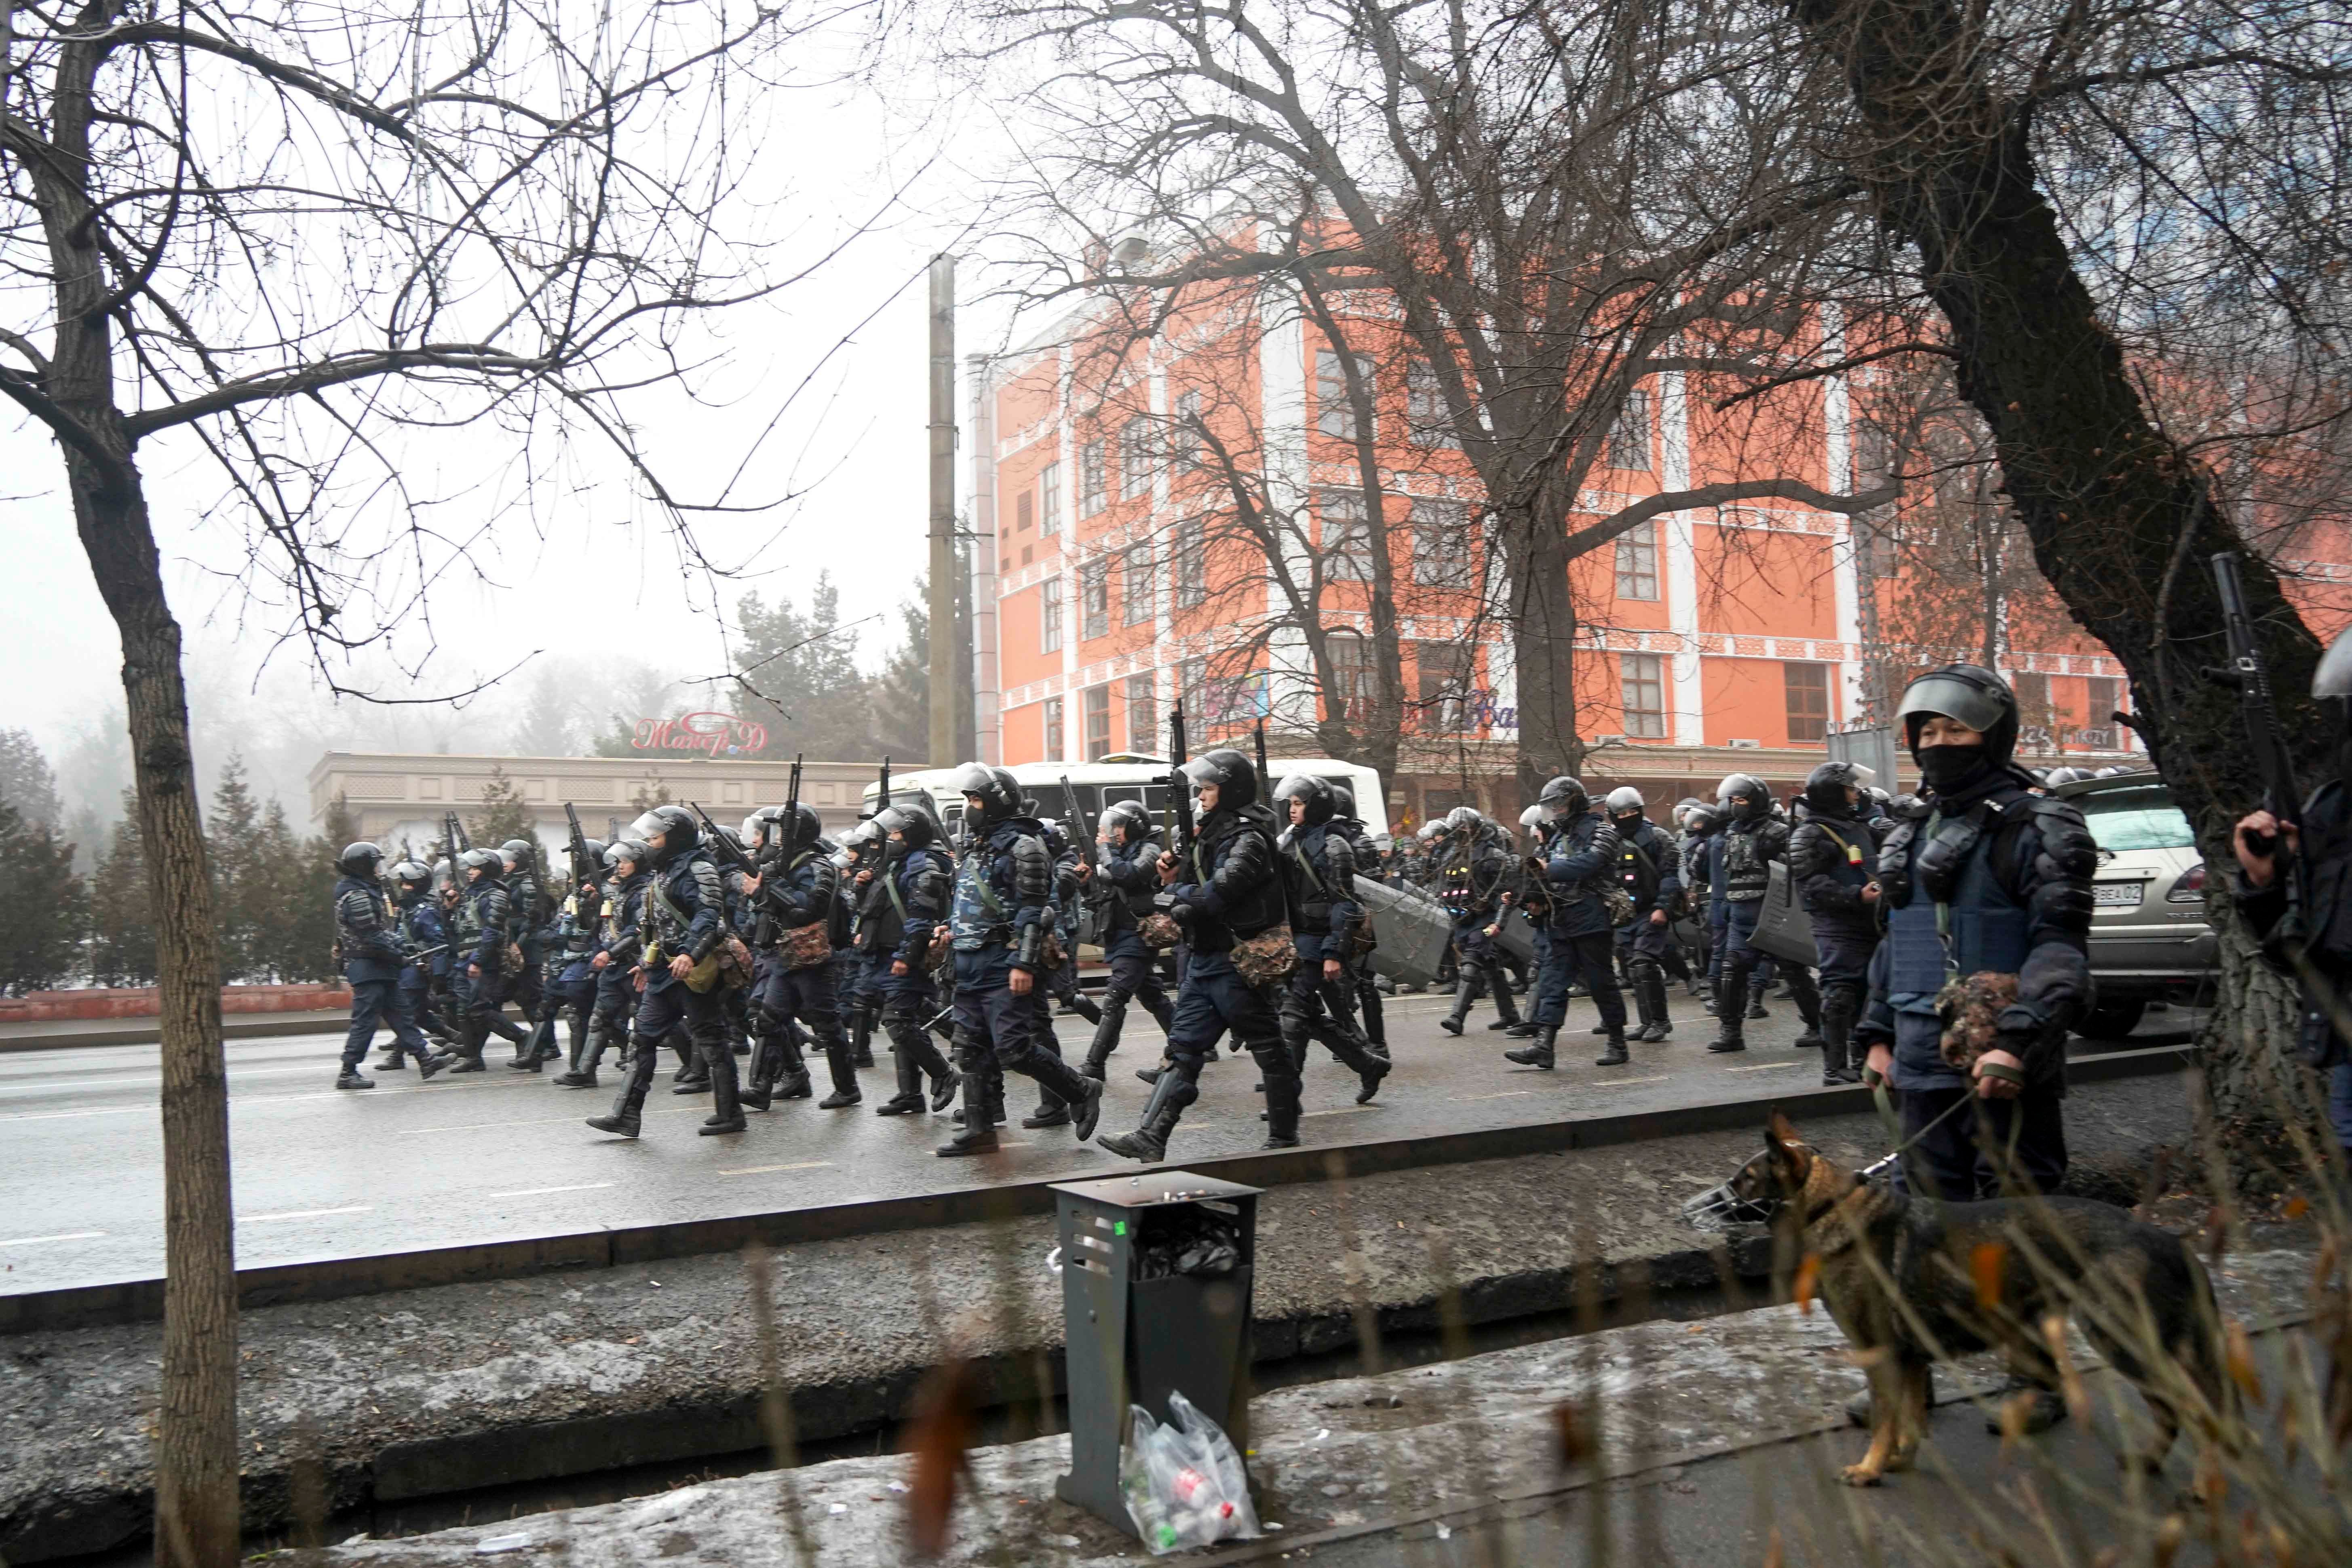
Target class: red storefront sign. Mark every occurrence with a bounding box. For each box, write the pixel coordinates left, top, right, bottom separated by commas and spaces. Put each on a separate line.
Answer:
630, 712, 770, 759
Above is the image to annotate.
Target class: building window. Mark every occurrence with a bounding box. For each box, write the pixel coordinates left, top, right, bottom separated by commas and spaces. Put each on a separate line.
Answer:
1038, 461, 1061, 536
1040, 578, 1063, 654
1084, 685, 1112, 761
1044, 696, 1065, 762
1016, 491, 1034, 532
1620, 653, 1667, 738
1606, 386, 1652, 472
1318, 488, 1373, 582
1126, 672, 1157, 752
1122, 544, 1155, 626
1179, 655, 1207, 719
1327, 629, 1374, 723
1416, 641, 1472, 733
1406, 358, 1456, 447
1315, 349, 1375, 442
1173, 390, 1204, 472
1412, 497, 1473, 589
1120, 416, 1154, 499
2085, 676, 2123, 746
1080, 440, 1107, 516
1784, 662, 1831, 743
1177, 518, 1207, 607
1614, 519, 1660, 601
1081, 560, 1109, 640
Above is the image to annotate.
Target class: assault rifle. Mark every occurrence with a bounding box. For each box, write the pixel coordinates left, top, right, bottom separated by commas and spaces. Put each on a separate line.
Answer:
2213, 551, 2308, 928
564, 803, 596, 890
1253, 719, 1271, 802
1060, 774, 1095, 873
405, 942, 447, 967
1167, 704, 1196, 862
877, 756, 891, 815
689, 800, 785, 915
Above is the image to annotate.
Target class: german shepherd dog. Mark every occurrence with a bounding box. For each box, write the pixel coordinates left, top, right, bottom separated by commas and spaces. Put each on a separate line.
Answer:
1731, 1112, 2232, 1486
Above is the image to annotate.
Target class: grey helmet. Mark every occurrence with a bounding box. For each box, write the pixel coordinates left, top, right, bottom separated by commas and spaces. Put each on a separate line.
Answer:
1273, 773, 1335, 826
605, 838, 651, 873
1604, 786, 1645, 822
499, 838, 537, 873
457, 846, 505, 880
740, 806, 781, 848
1537, 775, 1588, 816
1802, 760, 1873, 815
388, 858, 432, 896
570, 839, 608, 881
1716, 773, 1770, 822
625, 804, 699, 862
1518, 803, 1545, 840
875, 803, 937, 850
1101, 799, 1150, 844
1895, 663, 2019, 763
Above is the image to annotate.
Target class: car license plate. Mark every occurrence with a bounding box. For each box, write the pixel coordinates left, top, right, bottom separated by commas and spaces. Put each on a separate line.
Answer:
2094, 882, 2143, 908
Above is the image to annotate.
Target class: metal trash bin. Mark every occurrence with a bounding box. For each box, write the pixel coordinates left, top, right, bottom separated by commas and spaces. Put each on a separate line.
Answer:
1052, 1169, 1262, 1534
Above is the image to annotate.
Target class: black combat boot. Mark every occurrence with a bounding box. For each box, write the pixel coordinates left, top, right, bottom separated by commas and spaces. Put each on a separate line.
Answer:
850, 1001, 876, 1069
1709, 970, 1750, 1052
1503, 1025, 1557, 1069
936, 1067, 1000, 1157
1640, 969, 1674, 1042
1595, 1030, 1630, 1067
446, 1018, 488, 1073
817, 1032, 862, 1109
335, 1067, 373, 1090
587, 1042, 652, 1136
875, 1036, 928, 1115
1256, 1046, 1303, 1149
1080, 991, 1126, 1081
554, 1016, 598, 1088
1439, 979, 1475, 1036
1486, 969, 1523, 1031
372, 1048, 407, 1072
1098, 1069, 1196, 1163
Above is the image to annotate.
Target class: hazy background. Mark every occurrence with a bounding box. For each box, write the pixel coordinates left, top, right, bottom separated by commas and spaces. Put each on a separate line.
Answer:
1, 15, 1038, 833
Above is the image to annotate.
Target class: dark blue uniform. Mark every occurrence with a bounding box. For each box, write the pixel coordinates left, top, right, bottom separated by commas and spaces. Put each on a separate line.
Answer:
455, 873, 530, 1064
597, 846, 737, 1132
337, 873, 433, 1072
1859, 771, 2096, 1197
859, 843, 958, 1114
1526, 810, 1627, 1041
542, 882, 603, 1079
748, 845, 857, 1107
374, 889, 449, 1070
2239, 777, 2352, 1157
1709, 808, 1821, 1049
1080, 826, 1177, 1077
1437, 826, 1521, 1032
941, 815, 1097, 1153
1790, 800, 1884, 1082
573, 868, 647, 1086
1609, 814, 1682, 1042
1278, 820, 1388, 1103
1329, 814, 1389, 1046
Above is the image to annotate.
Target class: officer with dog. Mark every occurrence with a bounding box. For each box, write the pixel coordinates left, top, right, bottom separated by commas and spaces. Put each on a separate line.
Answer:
2233, 628, 2352, 1174
1856, 664, 2097, 1201
1791, 761, 1883, 1087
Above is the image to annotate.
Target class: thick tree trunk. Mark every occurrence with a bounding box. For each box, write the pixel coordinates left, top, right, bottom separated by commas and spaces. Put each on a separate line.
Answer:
1786, 0, 2328, 1141
1506, 493, 1580, 799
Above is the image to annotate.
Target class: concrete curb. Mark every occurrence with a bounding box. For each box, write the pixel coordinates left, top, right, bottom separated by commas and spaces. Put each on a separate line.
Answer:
0, 1043, 2190, 1336
0, 1007, 540, 1053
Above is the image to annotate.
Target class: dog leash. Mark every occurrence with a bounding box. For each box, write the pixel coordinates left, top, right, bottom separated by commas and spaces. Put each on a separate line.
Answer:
1858, 1078, 1976, 1182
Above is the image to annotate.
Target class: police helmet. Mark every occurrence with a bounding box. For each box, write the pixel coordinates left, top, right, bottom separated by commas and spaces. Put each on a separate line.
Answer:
1329, 783, 1358, 819
499, 838, 536, 872
1802, 760, 1872, 815
875, 803, 937, 849
1101, 800, 1150, 844
457, 846, 504, 879
1716, 773, 1770, 821
388, 858, 432, 894
1537, 775, 1588, 816
1685, 803, 1721, 835
1417, 819, 1443, 842
337, 841, 384, 877
1273, 773, 1335, 826
1895, 663, 2020, 763
571, 839, 608, 879
951, 762, 1022, 825
606, 838, 651, 872
740, 806, 781, 847
1518, 803, 1545, 836
626, 804, 699, 861
1181, 748, 1259, 809
2316, 625, 2352, 700
1604, 786, 1645, 820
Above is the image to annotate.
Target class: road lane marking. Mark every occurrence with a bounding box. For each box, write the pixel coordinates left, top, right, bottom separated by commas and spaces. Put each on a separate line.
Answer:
0, 1231, 106, 1248
717, 1162, 835, 1177
238, 1206, 371, 1223
0, 1064, 323, 1094
1302, 1106, 1376, 1117
401, 1106, 703, 1135
1455, 1091, 1534, 1102
487, 1182, 616, 1199
1722, 1062, 1798, 1072
0, 1073, 548, 1122
1586, 1075, 1671, 1088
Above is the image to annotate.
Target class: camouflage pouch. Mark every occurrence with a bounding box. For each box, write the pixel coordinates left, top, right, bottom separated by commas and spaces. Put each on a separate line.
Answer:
1934, 970, 2019, 1075
1137, 912, 1183, 952
1230, 924, 1298, 988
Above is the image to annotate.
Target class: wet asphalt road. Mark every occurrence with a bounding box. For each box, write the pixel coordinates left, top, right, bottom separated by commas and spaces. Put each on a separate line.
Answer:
0, 986, 2189, 1294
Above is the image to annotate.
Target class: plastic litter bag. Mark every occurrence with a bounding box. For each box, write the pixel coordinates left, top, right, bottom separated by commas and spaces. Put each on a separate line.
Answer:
1120, 1390, 1261, 1553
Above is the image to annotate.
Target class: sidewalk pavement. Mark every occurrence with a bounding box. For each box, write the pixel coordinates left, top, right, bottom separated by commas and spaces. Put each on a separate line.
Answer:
266, 1245, 2319, 1567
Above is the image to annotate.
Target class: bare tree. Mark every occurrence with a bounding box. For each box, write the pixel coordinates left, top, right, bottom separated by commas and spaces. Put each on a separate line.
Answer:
972, 0, 1898, 792
1, 3, 861, 1560
1758, 0, 2352, 1136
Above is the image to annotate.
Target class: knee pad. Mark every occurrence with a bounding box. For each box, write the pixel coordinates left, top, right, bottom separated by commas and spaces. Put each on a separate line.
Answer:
1101, 982, 1133, 1011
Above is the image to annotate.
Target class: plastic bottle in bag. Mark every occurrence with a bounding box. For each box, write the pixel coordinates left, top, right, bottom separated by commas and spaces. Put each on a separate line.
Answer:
1118, 1395, 1261, 1553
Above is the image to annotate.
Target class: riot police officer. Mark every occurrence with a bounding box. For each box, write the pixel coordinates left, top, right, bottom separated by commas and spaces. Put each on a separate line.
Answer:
1790, 761, 1882, 1085
937, 765, 1104, 1157
373, 858, 450, 1073
1856, 664, 2096, 1199
1327, 785, 1389, 1049
1503, 776, 1625, 1069
499, 838, 554, 1067
1706, 773, 1823, 1054
588, 805, 743, 1138
1099, 749, 1286, 1162
333, 842, 443, 1087
1603, 786, 1681, 1050
561, 839, 650, 1090
1079, 800, 1177, 1079
1272, 773, 1389, 1107
741, 801, 859, 1111
2234, 630, 2352, 1172
1436, 808, 1521, 1035
451, 847, 530, 1071
540, 839, 606, 1084
861, 804, 961, 1116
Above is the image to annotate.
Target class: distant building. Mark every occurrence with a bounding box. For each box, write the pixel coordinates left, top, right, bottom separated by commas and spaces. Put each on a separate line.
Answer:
307, 752, 894, 851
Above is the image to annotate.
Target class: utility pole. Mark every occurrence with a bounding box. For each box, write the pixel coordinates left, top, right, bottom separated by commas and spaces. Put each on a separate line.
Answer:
927, 253, 957, 769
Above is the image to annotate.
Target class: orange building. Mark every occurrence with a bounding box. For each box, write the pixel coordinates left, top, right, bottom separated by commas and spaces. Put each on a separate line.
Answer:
965, 291, 2169, 826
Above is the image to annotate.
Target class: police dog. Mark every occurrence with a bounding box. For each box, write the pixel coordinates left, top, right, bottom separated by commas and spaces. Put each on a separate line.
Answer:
1731, 1111, 2232, 1487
